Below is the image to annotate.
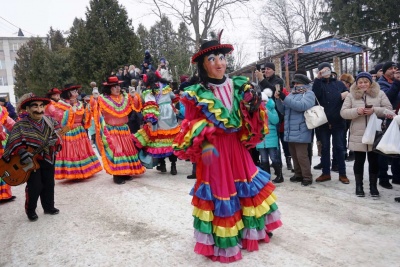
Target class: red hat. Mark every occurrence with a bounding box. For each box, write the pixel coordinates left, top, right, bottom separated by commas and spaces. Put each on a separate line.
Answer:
47, 88, 62, 96
191, 30, 234, 63
102, 76, 123, 87
20, 93, 51, 109
63, 83, 82, 92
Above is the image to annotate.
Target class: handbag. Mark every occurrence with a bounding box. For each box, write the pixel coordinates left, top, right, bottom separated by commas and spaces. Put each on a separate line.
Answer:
304, 98, 328, 129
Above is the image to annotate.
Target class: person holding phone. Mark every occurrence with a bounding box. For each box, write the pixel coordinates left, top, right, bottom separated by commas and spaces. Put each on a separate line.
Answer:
312, 62, 349, 185
340, 72, 392, 197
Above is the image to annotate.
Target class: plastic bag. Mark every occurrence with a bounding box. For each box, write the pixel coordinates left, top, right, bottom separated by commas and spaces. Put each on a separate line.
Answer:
376, 120, 400, 154
362, 113, 382, 145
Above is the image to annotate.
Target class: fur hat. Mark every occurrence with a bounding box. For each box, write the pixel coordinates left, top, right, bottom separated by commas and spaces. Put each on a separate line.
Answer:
293, 74, 311, 85
339, 73, 355, 84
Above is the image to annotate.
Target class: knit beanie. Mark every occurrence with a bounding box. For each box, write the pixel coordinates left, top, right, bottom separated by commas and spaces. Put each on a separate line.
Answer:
374, 63, 384, 73
264, 62, 275, 71
369, 69, 377, 75
318, 62, 331, 71
382, 61, 397, 74
356, 72, 373, 84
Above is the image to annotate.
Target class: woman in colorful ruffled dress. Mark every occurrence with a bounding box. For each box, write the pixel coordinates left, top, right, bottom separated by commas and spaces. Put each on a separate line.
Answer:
132, 71, 181, 175
47, 84, 102, 180
92, 76, 145, 184
172, 32, 282, 263
0, 104, 16, 202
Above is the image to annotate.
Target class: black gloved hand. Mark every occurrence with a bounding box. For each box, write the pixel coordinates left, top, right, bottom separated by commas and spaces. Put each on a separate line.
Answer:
278, 91, 286, 101
18, 149, 33, 165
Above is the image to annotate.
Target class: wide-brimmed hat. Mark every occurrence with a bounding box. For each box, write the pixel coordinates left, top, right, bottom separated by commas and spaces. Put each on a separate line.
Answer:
20, 93, 51, 109
63, 83, 82, 92
46, 88, 62, 96
191, 30, 234, 63
102, 76, 123, 87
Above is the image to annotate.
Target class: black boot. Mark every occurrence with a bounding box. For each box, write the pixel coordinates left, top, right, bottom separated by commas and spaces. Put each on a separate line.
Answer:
170, 162, 177, 175
355, 174, 365, 197
272, 163, 284, 183
369, 173, 380, 197
285, 156, 293, 171
156, 158, 167, 173
113, 175, 126, 184
260, 161, 270, 174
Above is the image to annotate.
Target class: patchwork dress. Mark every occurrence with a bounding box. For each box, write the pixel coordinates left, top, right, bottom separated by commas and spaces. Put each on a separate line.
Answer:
173, 76, 282, 263
132, 85, 180, 158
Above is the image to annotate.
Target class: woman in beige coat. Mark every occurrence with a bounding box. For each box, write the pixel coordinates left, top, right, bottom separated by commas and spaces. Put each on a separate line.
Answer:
340, 72, 392, 197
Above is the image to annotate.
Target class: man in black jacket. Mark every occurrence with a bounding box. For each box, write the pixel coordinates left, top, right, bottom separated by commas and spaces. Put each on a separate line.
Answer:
312, 62, 349, 184
255, 62, 293, 171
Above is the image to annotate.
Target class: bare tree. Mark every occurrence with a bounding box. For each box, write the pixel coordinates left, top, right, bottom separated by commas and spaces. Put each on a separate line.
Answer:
258, 0, 327, 51
290, 0, 328, 43
150, 0, 251, 47
259, 0, 300, 50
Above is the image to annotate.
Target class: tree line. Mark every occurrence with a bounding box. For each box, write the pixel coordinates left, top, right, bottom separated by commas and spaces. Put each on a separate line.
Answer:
14, 0, 400, 97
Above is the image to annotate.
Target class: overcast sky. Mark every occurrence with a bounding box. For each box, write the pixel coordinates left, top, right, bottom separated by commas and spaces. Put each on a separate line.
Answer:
0, 0, 261, 64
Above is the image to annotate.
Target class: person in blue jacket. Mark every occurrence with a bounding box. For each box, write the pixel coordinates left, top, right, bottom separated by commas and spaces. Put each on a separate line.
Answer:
256, 88, 283, 183
275, 74, 315, 186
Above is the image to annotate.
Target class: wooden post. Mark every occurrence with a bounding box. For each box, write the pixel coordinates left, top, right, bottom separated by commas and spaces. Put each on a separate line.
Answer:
365, 51, 369, 71
285, 52, 290, 89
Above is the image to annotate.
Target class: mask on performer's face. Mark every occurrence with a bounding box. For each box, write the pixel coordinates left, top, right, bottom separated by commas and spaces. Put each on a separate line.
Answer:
26, 101, 45, 120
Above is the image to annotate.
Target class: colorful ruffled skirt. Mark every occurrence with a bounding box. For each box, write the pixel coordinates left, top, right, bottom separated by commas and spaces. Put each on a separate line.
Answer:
0, 178, 12, 200
133, 124, 180, 158
97, 123, 145, 176
55, 125, 102, 180
190, 132, 282, 263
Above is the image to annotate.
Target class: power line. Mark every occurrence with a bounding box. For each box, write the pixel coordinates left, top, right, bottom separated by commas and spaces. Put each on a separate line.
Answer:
0, 16, 36, 36
346, 26, 400, 39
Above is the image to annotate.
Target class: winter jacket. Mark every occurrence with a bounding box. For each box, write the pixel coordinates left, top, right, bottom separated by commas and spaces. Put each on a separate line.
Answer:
340, 81, 392, 152
382, 78, 400, 110
377, 75, 392, 93
312, 77, 348, 129
256, 98, 279, 149
282, 85, 315, 143
259, 74, 284, 93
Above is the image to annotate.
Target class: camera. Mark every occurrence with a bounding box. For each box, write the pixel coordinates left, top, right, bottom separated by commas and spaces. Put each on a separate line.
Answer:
256, 63, 265, 71
320, 69, 331, 77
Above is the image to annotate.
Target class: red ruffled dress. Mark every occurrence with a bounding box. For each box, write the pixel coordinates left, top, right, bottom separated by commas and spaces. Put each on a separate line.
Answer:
0, 106, 15, 200
46, 100, 103, 180
173, 76, 282, 263
92, 93, 145, 176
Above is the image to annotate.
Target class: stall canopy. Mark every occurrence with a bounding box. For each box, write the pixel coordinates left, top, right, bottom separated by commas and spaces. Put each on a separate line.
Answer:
229, 35, 372, 78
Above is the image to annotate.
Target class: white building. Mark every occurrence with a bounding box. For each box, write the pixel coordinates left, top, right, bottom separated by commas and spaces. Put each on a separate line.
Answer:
0, 36, 45, 105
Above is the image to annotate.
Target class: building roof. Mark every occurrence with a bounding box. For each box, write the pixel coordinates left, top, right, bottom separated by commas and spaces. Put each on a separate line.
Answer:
230, 35, 372, 76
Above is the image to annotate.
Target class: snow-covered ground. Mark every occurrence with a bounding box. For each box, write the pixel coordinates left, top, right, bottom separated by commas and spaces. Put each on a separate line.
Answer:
1, 146, 400, 267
